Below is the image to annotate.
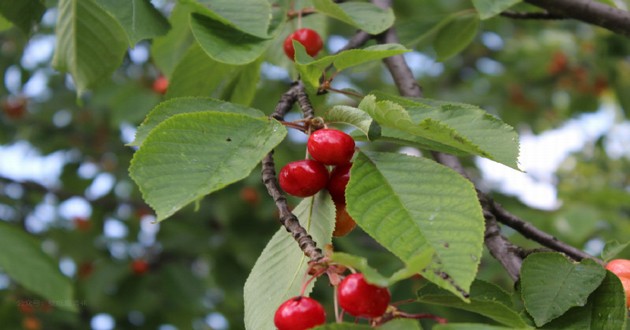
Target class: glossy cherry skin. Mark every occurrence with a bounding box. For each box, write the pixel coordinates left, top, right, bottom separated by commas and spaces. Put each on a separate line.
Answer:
274, 296, 326, 330
283, 28, 323, 60
605, 259, 630, 307
333, 203, 356, 237
307, 129, 355, 166
337, 273, 390, 318
279, 160, 329, 197
327, 163, 352, 204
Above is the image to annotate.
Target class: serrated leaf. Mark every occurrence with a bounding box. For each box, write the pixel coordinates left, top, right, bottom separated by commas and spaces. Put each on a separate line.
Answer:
417, 280, 531, 328
325, 105, 381, 141
182, 0, 272, 39
472, 0, 522, 19
435, 324, 517, 330
52, 0, 128, 95
151, 3, 195, 77
520, 252, 606, 327
220, 56, 263, 106
0, 0, 45, 33
331, 249, 432, 287
0, 223, 76, 312
312, 0, 394, 34
131, 97, 263, 147
164, 43, 237, 99
295, 43, 409, 92
541, 272, 627, 330
244, 193, 335, 330
434, 12, 480, 61
129, 112, 286, 221
346, 151, 484, 300
313, 319, 420, 330
94, 0, 170, 45
601, 240, 630, 262
368, 93, 520, 170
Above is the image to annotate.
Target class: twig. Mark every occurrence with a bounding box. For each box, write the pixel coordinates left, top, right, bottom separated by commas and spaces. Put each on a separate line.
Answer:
483, 210, 524, 281
500, 10, 567, 20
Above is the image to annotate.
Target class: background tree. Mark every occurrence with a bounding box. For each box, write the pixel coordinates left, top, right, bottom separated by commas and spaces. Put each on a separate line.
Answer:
0, 0, 629, 329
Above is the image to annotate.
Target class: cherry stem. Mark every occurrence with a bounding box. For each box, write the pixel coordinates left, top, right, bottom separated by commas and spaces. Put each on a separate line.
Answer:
279, 120, 307, 132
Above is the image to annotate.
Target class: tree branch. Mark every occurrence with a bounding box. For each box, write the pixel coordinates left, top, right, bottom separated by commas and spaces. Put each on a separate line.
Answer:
524, 0, 630, 38
500, 10, 567, 20
483, 212, 523, 281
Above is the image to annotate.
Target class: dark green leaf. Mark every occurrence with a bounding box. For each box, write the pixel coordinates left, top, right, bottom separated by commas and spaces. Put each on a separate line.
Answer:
151, 3, 195, 77
601, 240, 630, 262
94, 0, 170, 45
312, 0, 394, 34
0, 0, 45, 33
434, 12, 480, 61
472, 0, 522, 19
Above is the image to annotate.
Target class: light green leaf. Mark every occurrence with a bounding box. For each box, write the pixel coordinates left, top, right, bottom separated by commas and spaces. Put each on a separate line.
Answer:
131, 97, 263, 147
94, 0, 170, 45
520, 252, 606, 327
435, 324, 517, 330
541, 272, 627, 330
52, 0, 128, 95
244, 193, 335, 330
220, 56, 263, 106
368, 93, 520, 170
151, 3, 194, 77
417, 280, 532, 328
312, 0, 394, 34
346, 151, 484, 300
182, 0, 272, 39
129, 112, 286, 221
164, 43, 237, 98
472, 0, 522, 19
0, 14, 12, 32
0, 223, 76, 312
0, 0, 45, 33
313, 319, 421, 330
324, 105, 381, 141
331, 249, 432, 287
295, 43, 408, 92
434, 12, 480, 61
601, 240, 630, 262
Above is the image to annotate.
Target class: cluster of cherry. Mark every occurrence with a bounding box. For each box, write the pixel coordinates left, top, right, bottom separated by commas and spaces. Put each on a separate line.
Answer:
279, 128, 357, 236
274, 273, 391, 330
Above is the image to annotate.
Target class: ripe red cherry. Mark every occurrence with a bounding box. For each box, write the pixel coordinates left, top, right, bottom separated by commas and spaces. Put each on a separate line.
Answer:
279, 160, 329, 197
327, 163, 352, 204
131, 259, 150, 275
152, 75, 169, 94
283, 28, 323, 60
274, 296, 326, 330
605, 259, 630, 307
307, 129, 355, 166
337, 273, 390, 318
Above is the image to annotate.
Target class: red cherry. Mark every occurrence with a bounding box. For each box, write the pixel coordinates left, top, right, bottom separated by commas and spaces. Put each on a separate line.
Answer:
274, 296, 326, 330
307, 129, 355, 166
283, 28, 323, 60
333, 203, 356, 237
327, 163, 352, 204
606, 259, 630, 307
279, 160, 329, 197
2, 97, 27, 119
131, 259, 150, 275
73, 217, 91, 232
152, 76, 169, 94
337, 273, 390, 318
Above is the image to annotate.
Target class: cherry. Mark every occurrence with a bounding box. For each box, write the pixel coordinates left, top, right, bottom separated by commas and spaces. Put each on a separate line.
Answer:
283, 28, 323, 60
333, 203, 356, 237
605, 259, 630, 307
73, 216, 91, 232
274, 296, 326, 330
307, 129, 355, 166
327, 163, 352, 204
337, 273, 390, 318
131, 259, 150, 275
2, 97, 27, 119
279, 160, 329, 197
152, 75, 169, 94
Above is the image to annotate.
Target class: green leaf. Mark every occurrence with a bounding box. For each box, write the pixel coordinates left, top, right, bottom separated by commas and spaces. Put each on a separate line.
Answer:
417, 280, 532, 328
520, 252, 606, 327
324, 105, 381, 141
244, 193, 335, 330
219, 57, 263, 106
434, 12, 480, 61
368, 93, 520, 170
0, 14, 12, 32
164, 43, 237, 98
313, 319, 421, 330
435, 324, 517, 330
0, 223, 76, 312
131, 97, 263, 147
94, 0, 170, 45
601, 240, 630, 262
92, 82, 161, 128
52, 0, 128, 95
182, 0, 272, 39
150, 3, 195, 77
541, 272, 627, 330
295, 44, 409, 92
312, 0, 394, 34
346, 151, 484, 300
0, 0, 45, 33
330, 249, 432, 287
472, 0, 522, 19
129, 112, 286, 221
